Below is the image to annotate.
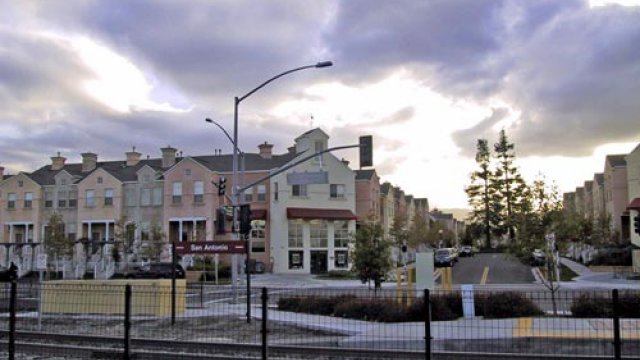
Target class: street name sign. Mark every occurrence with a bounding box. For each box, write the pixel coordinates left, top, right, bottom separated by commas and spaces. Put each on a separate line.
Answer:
175, 241, 245, 255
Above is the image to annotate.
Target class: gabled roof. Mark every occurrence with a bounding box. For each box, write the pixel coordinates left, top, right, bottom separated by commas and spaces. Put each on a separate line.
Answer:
593, 173, 604, 185
380, 182, 392, 194
606, 154, 627, 168
192, 153, 296, 172
295, 128, 329, 141
584, 181, 593, 192
355, 169, 376, 180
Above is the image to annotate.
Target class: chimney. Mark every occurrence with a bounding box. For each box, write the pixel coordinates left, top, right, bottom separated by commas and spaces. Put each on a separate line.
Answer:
81, 152, 98, 173
161, 146, 178, 168
258, 142, 274, 159
50, 152, 66, 171
341, 158, 350, 166
126, 146, 142, 166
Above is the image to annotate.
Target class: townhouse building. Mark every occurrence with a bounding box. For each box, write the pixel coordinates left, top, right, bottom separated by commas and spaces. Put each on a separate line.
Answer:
574, 187, 585, 217
379, 182, 395, 240
354, 169, 380, 224
626, 144, 640, 248
604, 155, 629, 238
583, 181, 594, 220
592, 173, 606, 220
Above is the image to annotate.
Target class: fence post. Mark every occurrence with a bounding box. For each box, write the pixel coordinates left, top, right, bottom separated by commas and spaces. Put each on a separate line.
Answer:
424, 288, 431, 360
124, 284, 132, 360
612, 289, 621, 360
261, 287, 268, 360
8, 281, 17, 360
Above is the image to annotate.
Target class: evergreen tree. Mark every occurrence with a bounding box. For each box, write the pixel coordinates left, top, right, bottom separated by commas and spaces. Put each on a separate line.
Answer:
351, 220, 392, 289
494, 129, 526, 243
465, 138, 501, 248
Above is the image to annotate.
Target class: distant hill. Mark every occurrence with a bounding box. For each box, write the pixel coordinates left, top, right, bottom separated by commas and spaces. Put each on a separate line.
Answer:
437, 208, 471, 221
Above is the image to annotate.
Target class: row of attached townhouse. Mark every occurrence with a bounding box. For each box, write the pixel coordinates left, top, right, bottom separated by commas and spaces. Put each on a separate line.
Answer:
0, 128, 361, 276
0, 127, 433, 276
562, 144, 640, 249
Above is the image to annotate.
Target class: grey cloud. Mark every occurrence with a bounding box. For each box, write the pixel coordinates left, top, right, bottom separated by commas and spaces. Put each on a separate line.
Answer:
452, 108, 509, 157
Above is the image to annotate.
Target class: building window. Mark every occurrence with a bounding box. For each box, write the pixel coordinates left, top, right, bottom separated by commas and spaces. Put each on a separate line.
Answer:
257, 185, 267, 202
289, 250, 304, 270
314, 140, 324, 164
86, 189, 95, 207
310, 220, 327, 248
125, 188, 136, 207
45, 191, 53, 208
243, 187, 253, 202
24, 192, 33, 208
330, 184, 345, 199
185, 169, 191, 176
140, 222, 150, 241
18, 180, 23, 188
251, 220, 266, 253
104, 188, 114, 206
274, 182, 279, 201
7, 193, 16, 209
58, 190, 67, 208
141, 188, 152, 206
288, 220, 304, 248
194, 181, 204, 203
292, 184, 307, 197
152, 187, 162, 206
172, 182, 182, 204
334, 250, 348, 268
334, 221, 350, 248
68, 191, 77, 208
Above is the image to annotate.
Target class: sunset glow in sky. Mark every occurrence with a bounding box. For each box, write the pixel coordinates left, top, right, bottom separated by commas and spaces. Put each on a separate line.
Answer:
1, 1, 639, 210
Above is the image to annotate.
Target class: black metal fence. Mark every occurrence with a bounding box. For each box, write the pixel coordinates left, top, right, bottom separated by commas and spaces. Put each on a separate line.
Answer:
1, 281, 639, 359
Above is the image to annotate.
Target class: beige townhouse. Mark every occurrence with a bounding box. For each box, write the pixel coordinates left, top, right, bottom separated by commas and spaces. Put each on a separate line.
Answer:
354, 169, 380, 224
604, 154, 629, 239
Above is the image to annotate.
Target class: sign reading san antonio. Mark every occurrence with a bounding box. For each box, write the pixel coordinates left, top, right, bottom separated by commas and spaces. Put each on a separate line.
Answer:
175, 241, 246, 255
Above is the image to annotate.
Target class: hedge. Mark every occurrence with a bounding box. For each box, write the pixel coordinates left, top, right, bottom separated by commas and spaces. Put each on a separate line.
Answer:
571, 292, 640, 318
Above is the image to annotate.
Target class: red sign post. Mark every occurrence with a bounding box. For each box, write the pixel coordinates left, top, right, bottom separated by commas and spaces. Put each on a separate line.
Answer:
174, 241, 245, 255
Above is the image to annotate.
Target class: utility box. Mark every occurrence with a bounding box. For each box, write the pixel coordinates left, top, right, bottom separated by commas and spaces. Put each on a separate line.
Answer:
415, 251, 435, 291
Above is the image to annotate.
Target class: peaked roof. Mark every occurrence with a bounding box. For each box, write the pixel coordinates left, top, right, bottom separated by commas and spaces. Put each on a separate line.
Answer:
606, 154, 627, 167
593, 173, 604, 185
355, 169, 376, 180
380, 182, 392, 194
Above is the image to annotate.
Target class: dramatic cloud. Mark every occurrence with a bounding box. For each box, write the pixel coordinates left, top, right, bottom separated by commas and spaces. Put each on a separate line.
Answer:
1, 0, 639, 207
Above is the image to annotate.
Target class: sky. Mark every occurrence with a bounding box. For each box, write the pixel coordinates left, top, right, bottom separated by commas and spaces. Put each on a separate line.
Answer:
1, 0, 640, 210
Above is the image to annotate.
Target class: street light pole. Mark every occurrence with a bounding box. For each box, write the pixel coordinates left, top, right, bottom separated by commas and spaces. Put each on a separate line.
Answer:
232, 61, 332, 323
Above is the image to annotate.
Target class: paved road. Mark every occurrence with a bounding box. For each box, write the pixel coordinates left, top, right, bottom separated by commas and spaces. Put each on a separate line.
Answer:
452, 253, 535, 285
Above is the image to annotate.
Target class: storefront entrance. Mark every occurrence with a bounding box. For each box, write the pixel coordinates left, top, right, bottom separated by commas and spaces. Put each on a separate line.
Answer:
310, 251, 328, 274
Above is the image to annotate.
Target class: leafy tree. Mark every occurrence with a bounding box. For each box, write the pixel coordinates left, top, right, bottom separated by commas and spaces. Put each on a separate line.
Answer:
389, 213, 409, 262
407, 211, 429, 249
44, 212, 74, 262
113, 216, 136, 265
141, 221, 165, 261
351, 220, 392, 289
465, 138, 501, 248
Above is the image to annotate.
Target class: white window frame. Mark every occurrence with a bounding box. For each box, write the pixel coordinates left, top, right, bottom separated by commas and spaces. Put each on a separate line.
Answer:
86, 189, 95, 207
194, 181, 204, 203
104, 188, 114, 206
330, 184, 345, 199
288, 220, 304, 248
172, 182, 182, 204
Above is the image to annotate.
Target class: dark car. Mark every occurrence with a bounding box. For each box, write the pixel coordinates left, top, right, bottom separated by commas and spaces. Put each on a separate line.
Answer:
460, 246, 474, 257
126, 263, 186, 279
530, 249, 546, 267
434, 249, 453, 267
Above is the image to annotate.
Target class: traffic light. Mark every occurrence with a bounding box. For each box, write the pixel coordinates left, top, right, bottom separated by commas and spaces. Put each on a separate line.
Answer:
634, 215, 640, 235
239, 204, 252, 236
359, 135, 373, 168
217, 177, 226, 196
216, 208, 226, 234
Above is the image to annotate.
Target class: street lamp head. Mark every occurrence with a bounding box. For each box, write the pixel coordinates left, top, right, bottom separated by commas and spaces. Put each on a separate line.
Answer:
315, 61, 333, 68
205, 118, 213, 123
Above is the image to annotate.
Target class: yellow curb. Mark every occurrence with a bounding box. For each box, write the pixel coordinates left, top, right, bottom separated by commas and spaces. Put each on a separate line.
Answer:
480, 266, 489, 285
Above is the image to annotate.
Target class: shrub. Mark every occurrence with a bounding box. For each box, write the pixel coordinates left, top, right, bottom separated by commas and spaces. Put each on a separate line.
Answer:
277, 294, 356, 315
571, 294, 611, 318
334, 299, 407, 322
482, 292, 543, 318
571, 292, 640, 318
406, 295, 459, 321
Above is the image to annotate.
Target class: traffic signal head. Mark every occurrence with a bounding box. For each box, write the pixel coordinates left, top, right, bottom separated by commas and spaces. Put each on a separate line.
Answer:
218, 177, 226, 196
239, 204, 252, 236
359, 135, 373, 168
634, 215, 640, 235
216, 208, 226, 234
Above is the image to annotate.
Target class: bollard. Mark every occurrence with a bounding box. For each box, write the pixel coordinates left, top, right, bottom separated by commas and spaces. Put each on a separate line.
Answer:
9, 281, 17, 360
424, 288, 431, 360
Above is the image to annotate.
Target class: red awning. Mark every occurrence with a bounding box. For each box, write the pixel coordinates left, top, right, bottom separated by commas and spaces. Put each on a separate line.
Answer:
251, 209, 267, 220
627, 198, 640, 210
287, 207, 357, 220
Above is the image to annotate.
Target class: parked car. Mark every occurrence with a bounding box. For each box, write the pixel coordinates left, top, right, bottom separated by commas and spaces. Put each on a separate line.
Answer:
126, 263, 186, 279
460, 245, 474, 257
434, 249, 454, 267
531, 249, 546, 267
444, 247, 459, 262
